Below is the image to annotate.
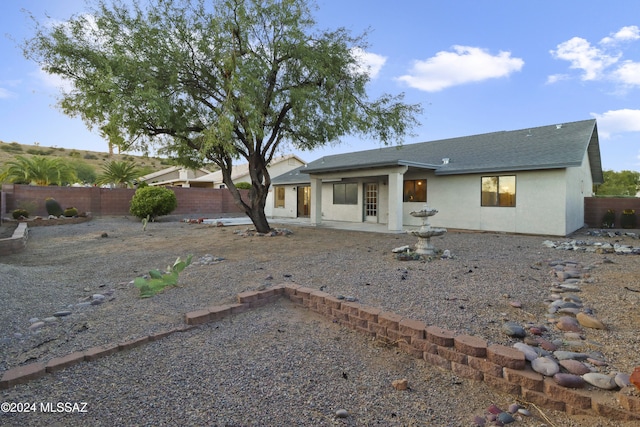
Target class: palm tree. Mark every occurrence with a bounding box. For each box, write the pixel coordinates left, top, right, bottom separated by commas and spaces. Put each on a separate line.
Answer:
0, 155, 77, 186
95, 160, 141, 188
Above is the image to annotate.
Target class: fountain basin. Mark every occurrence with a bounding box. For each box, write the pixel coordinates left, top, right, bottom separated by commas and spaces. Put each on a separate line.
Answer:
408, 228, 447, 239
410, 209, 438, 217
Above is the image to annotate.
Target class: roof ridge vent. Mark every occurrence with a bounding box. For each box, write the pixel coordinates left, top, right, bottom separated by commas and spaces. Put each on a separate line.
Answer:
442, 157, 450, 165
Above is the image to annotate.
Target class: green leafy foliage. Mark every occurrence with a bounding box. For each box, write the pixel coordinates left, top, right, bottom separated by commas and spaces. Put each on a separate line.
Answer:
596, 170, 640, 196
45, 198, 64, 216
235, 182, 251, 189
63, 207, 79, 217
24, 0, 421, 233
129, 186, 177, 220
12, 209, 29, 219
0, 155, 77, 186
96, 160, 141, 188
134, 255, 193, 298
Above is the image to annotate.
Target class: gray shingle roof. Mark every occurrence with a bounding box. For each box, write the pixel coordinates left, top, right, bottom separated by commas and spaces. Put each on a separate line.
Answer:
301, 119, 603, 183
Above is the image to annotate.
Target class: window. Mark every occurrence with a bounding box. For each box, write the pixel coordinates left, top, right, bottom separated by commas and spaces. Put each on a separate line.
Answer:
275, 187, 285, 208
333, 183, 358, 204
403, 179, 427, 202
481, 176, 516, 207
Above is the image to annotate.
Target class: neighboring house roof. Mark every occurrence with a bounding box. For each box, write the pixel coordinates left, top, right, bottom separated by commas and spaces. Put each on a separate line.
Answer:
271, 165, 311, 185
139, 166, 213, 184
191, 153, 307, 184
303, 119, 603, 183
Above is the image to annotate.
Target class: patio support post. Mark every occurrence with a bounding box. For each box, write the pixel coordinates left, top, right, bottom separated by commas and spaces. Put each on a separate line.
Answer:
310, 175, 323, 226
388, 167, 408, 232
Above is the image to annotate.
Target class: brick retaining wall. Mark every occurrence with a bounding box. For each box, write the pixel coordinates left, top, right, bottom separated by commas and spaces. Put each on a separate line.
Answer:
0, 222, 28, 255
1, 184, 247, 217
3, 285, 638, 422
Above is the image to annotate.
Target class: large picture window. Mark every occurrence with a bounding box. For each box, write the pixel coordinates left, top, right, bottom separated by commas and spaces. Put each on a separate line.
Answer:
403, 179, 427, 202
481, 176, 516, 207
333, 183, 358, 205
274, 187, 285, 208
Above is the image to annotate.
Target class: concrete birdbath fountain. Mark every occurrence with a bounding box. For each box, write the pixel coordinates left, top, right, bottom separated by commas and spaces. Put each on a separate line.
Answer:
408, 205, 447, 255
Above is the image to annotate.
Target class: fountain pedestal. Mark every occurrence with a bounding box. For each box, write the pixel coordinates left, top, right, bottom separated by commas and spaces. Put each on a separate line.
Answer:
408, 207, 447, 255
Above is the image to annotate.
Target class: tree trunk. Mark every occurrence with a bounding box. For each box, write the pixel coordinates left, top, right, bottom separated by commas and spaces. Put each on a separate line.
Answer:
222, 153, 272, 234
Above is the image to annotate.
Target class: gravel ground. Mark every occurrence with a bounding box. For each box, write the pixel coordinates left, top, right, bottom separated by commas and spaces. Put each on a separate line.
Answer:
0, 216, 639, 426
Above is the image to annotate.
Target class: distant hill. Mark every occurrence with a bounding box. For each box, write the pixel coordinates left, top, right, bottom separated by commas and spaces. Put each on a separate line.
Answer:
0, 140, 176, 183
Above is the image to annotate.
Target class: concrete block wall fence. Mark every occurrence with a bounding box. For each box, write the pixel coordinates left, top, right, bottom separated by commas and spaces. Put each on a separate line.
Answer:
3, 283, 639, 422
1, 184, 247, 218
584, 197, 640, 229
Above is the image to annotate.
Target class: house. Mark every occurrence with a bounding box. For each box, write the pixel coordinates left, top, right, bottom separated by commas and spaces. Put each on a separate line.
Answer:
139, 166, 213, 187
270, 119, 603, 236
188, 154, 306, 191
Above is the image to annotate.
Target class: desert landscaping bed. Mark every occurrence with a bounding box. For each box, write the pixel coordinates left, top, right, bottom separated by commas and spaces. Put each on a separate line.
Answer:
0, 216, 638, 426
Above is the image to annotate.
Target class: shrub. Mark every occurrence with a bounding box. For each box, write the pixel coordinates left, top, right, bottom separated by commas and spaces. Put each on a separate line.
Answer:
83, 153, 98, 160
12, 209, 29, 219
129, 186, 177, 220
621, 209, 637, 229
235, 181, 252, 189
45, 198, 64, 216
63, 207, 79, 217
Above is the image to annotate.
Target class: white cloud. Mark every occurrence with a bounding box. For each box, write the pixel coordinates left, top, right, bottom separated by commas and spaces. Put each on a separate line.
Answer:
550, 37, 619, 81
396, 45, 524, 92
550, 26, 640, 86
590, 109, 640, 138
612, 61, 640, 87
546, 73, 570, 85
350, 48, 387, 79
600, 25, 640, 44
0, 88, 13, 99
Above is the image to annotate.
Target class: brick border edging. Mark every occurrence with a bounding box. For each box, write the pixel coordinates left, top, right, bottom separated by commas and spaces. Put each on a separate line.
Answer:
2, 284, 639, 421
0, 222, 28, 255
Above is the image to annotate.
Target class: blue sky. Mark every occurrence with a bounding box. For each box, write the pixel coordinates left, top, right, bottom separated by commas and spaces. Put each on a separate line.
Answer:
1, 1, 640, 172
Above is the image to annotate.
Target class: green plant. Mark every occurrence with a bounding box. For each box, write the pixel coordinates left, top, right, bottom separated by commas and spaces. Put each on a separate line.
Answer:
142, 214, 150, 231
45, 198, 64, 216
0, 155, 77, 186
235, 181, 252, 189
63, 207, 79, 217
129, 186, 177, 220
12, 209, 29, 219
95, 160, 141, 188
134, 254, 193, 298
621, 209, 637, 229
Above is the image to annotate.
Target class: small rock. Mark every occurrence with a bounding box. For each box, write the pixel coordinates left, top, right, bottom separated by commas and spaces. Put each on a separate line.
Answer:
576, 312, 605, 329
513, 343, 538, 362
509, 300, 522, 308
614, 372, 631, 388
554, 350, 588, 360
486, 404, 503, 415
28, 321, 45, 331
517, 408, 531, 416
632, 367, 640, 390
507, 403, 520, 414
53, 310, 72, 317
553, 373, 585, 388
497, 412, 515, 424
559, 359, 590, 375
502, 321, 526, 338
28, 318, 39, 323
392, 378, 408, 390
583, 373, 617, 390
42, 317, 58, 323
532, 357, 560, 376
335, 409, 349, 418
555, 316, 581, 332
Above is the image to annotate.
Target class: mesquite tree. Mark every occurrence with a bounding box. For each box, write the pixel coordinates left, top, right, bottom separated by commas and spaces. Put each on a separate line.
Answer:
24, 0, 421, 232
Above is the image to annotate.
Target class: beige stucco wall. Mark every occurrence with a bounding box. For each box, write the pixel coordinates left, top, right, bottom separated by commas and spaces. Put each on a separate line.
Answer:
276, 163, 589, 236
411, 169, 570, 235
